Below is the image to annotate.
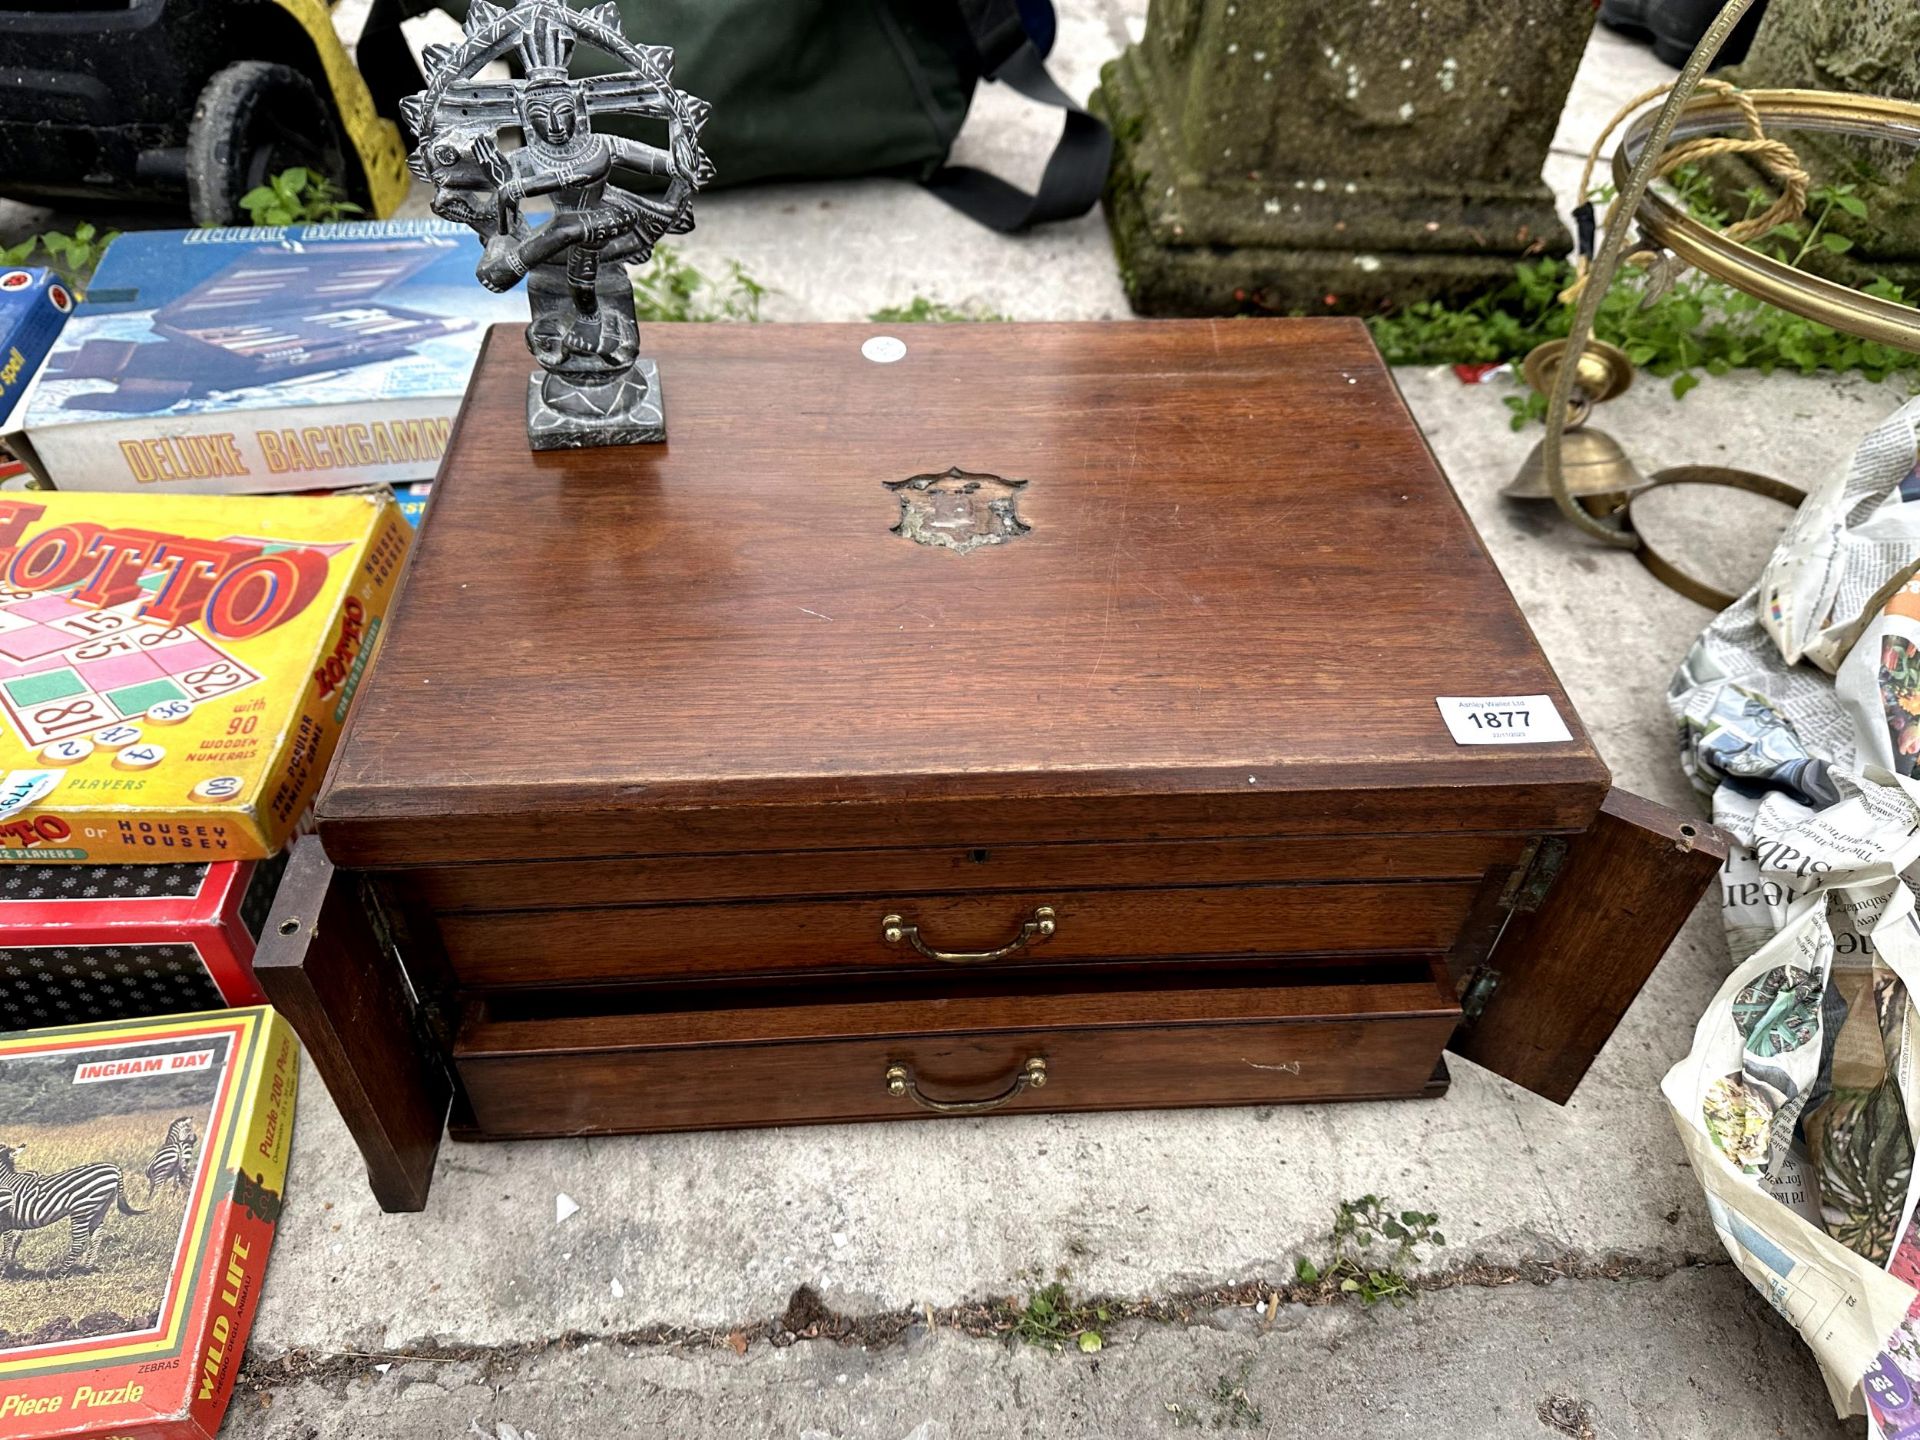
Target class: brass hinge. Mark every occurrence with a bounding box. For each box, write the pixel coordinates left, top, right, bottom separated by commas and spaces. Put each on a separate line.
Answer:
358, 873, 400, 964
1460, 965, 1501, 1021
354, 876, 457, 1058
1498, 836, 1570, 915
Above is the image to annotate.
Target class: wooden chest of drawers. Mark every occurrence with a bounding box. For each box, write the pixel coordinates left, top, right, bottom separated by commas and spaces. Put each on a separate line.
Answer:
255, 319, 1724, 1211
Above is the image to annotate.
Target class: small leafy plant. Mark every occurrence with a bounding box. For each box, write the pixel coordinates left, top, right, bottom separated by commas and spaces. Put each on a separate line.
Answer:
632, 246, 767, 323
0, 222, 119, 284
1010, 1281, 1107, 1353
1365, 166, 1918, 428
1166, 1361, 1264, 1429
1294, 1195, 1446, 1307
869, 296, 1008, 323
239, 167, 362, 226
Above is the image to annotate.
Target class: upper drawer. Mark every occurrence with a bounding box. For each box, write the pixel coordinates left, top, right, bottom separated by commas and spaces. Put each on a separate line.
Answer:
436, 880, 1480, 988
402, 833, 1529, 912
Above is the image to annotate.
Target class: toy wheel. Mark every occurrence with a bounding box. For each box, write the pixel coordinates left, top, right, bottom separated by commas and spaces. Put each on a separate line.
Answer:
186, 61, 346, 226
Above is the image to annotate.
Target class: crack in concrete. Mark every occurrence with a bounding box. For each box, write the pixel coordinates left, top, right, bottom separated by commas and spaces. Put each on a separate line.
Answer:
238, 1249, 1731, 1396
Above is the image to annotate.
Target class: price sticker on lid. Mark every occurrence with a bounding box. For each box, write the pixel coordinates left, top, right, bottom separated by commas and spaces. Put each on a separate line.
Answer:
1436, 695, 1572, 746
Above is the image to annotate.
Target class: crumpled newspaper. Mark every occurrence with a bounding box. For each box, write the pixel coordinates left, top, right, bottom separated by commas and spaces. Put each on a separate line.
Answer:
1667, 396, 1920, 1429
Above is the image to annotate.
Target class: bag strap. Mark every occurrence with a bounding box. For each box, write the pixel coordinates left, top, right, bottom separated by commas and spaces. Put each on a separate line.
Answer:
924, 0, 1112, 233
953, 0, 1030, 72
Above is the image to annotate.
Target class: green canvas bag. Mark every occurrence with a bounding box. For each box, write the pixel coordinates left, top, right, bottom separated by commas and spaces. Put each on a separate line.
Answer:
376, 0, 1110, 232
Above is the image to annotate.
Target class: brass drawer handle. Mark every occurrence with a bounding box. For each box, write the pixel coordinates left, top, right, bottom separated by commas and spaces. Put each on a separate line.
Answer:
880, 905, 1056, 965
885, 1057, 1047, 1114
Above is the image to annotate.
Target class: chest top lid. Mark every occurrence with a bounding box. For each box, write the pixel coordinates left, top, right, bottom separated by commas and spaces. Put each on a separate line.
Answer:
316, 319, 1606, 867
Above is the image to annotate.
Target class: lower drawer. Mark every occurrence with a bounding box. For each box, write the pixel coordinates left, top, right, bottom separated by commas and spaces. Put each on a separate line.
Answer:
452, 960, 1462, 1137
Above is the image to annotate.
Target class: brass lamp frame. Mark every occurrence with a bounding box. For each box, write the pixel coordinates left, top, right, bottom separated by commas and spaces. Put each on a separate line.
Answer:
1616, 91, 1920, 352
1541, 0, 1920, 560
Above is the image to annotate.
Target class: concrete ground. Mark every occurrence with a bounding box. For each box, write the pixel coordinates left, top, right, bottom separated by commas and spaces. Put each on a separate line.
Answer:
4, 7, 1899, 1438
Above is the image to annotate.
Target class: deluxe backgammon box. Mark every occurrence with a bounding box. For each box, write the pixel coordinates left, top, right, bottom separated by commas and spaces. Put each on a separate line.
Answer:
0, 859, 286, 1029
254, 319, 1727, 1212
6, 222, 522, 494
0, 1008, 295, 1440
0, 491, 409, 863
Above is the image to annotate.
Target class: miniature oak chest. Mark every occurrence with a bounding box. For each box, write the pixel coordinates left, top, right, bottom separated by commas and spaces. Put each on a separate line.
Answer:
256, 319, 1724, 1211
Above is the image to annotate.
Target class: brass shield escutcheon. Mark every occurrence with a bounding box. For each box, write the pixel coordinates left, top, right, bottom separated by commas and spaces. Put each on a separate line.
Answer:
885, 467, 1031, 555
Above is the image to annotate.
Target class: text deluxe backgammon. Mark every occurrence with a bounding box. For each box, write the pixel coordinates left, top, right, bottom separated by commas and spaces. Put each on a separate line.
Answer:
8, 222, 522, 494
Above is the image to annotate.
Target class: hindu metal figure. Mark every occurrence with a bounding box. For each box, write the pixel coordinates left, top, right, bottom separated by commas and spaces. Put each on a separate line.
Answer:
402, 0, 714, 449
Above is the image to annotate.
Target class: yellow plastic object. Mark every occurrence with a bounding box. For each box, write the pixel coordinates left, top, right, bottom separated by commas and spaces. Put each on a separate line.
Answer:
272, 0, 412, 218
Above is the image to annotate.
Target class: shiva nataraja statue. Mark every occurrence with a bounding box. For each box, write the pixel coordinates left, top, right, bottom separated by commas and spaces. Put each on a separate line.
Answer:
402, 0, 713, 449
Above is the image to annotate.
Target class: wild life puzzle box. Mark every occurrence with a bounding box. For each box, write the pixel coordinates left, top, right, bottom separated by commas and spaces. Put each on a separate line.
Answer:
0, 1008, 294, 1440
6, 221, 522, 493
0, 492, 409, 863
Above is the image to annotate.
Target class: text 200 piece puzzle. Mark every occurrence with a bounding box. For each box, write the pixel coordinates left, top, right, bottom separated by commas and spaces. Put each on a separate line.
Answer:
0, 1008, 295, 1440
0, 492, 409, 863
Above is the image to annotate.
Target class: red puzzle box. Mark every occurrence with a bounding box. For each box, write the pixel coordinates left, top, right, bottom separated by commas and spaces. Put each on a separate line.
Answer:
0, 859, 285, 1029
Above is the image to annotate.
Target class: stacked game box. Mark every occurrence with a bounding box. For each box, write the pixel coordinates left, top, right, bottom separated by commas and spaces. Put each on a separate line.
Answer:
0, 270, 74, 436
0, 857, 286, 1029
5, 221, 523, 494
0, 491, 409, 863
0, 1008, 295, 1440
392, 481, 432, 529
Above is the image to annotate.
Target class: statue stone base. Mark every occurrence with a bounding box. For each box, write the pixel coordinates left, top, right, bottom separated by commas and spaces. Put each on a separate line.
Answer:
1090, 0, 1593, 316
526, 362, 665, 451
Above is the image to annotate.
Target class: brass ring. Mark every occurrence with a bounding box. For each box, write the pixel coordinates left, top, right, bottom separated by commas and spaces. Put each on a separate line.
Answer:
1618, 90, 1920, 351
1523, 337, 1635, 405
1620, 464, 1808, 611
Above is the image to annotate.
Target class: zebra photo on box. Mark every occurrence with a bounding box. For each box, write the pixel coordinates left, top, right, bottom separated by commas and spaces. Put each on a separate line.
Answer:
145, 1116, 198, 1199
0, 1140, 147, 1277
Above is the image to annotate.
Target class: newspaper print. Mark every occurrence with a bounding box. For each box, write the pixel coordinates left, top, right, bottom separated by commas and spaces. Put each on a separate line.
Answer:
1667, 397, 1920, 1426
1759, 408, 1920, 673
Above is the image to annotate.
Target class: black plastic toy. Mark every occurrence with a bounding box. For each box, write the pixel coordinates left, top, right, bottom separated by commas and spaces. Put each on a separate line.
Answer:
0, 1, 411, 225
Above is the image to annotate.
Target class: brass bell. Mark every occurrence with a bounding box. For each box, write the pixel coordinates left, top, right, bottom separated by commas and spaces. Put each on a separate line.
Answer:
1505, 427, 1649, 517
1501, 339, 1647, 517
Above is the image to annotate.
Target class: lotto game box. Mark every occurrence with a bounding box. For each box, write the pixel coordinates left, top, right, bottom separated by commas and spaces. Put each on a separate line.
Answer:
0, 859, 287, 1030
5, 221, 523, 493
0, 271, 74, 434
0, 1008, 295, 1440
0, 492, 409, 863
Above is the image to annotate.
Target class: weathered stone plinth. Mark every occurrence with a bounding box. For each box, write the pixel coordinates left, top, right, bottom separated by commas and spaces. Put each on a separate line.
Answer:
1090, 0, 1595, 316
1715, 0, 1920, 290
